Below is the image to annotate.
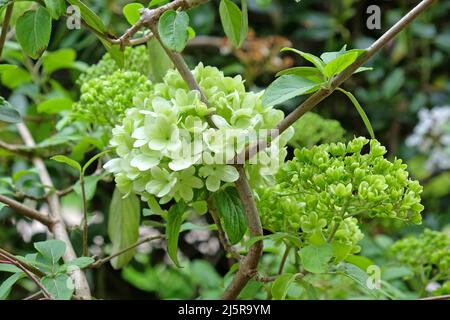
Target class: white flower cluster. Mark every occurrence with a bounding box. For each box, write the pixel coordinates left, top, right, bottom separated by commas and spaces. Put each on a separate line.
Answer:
406, 106, 450, 172
104, 63, 293, 205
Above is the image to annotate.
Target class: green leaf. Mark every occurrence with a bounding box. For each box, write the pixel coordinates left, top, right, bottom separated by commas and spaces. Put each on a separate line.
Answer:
44, 0, 66, 19
0, 67, 32, 89
382, 68, 404, 99
64, 257, 95, 269
166, 201, 187, 267
42, 48, 77, 74
345, 254, 374, 271
336, 262, 385, 299
331, 242, 353, 263
66, 0, 107, 33
148, 0, 169, 8
262, 75, 322, 107
0, 97, 21, 123
271, 273, 296, 300
37, 98, 73, 114
354, 67, 373, 74
299, 243, 333, 273
123, 3, 143, 25
158, 10, 189, 52
82, 149, 111, 174
0, 272, 25, 300
297, 278, 318, 300
320, 45, 348, 63
73, 175, 100, 201
34, 240, 66, 266
212, 187, 247, 244
0, 64, 17, 73
51, 155, 82, 172
337, 88, 375, 139
219, 0, 244, 48
276, 66, 322, 79
281, 47, 325, 71
323, 50, 364, 79
187, 26, 196, 40
16, 6, 52, 59
108, 188, 140, 269
0, 263, 21, 273
41, 274, 73, 300
148, 37, 174, 82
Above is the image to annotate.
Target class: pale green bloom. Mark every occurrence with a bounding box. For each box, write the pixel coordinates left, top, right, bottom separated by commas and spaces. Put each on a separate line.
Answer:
198, 164, 239, 192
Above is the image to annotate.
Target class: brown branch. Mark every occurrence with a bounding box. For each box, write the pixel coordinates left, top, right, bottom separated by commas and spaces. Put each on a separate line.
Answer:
420, 294, 450, 301
207, 199, 241, 261
15, 123, 92, 300
237, 0, 436, 162
0, 194, 54, 227
0, 248, 52, 299
90, 235, 164, 268
0, 1, 14, 59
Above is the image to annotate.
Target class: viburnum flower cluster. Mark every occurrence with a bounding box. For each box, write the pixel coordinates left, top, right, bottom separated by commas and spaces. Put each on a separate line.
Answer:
104, 63, 293, 204
257, 137, 424, 254
391, 229, 450, 289
406, 106, 450, 172
72, 70, 153, 128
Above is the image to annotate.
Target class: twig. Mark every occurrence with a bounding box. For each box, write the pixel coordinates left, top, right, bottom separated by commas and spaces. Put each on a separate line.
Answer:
419, 294, 450, 301
0, 194, 54, 227
15, 123, 92, 300
278, 245, 291, 275
0, 248, 45, 278
236, 0, 436, 162
208, 199, 241, 261
0, 249, 52, 299
0, 1, 14, 59
91, 235, 164, 268
80, 175, 89, 257
147, 18, 264, 299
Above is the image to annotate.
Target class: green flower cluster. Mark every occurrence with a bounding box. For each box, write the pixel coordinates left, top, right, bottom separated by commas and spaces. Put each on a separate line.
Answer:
72, 70, 153, 128
289, 112, 346, 149
104, 63, 292, 204
390, 229, 450, 283
77, 46, 151, 85
257, 137, 424, 253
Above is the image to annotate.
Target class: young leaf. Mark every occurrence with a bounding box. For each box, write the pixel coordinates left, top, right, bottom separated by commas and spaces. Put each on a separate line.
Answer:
276, 66, 322, 79
344, 254, 374, 271
37, 98, 73, 114
0, 97, 21, 123
336, 262, 386, 299
16, 6, 52, 59
0, 264, 22, 273
320, 45, 348, 63
281, 48, 325, 71
51, 155, 82, 172
323, 50, 364, 79
271, 273, 296, 300
158, 10, 189, 52
166, 201, 187, 267
41, 274, 73, 300
219, 0, 244, 48
108, 188, 140, 269
65, 257, 95, 269
262, 75, 322, 107
44, 0, 66, 19
299, 243, 333, 273
42, 48, 77, 74
337, 88, 375, 139
123, 3, 144, 25
34, 240, 66, 266
82, 149, 111, 174
66, 0, 107, 33
0, 273, 25, 300
212, 187, 248, 244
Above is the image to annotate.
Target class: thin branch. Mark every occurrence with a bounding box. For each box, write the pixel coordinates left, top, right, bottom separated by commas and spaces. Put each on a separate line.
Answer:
80, 175, 89, 257
278, 245, 291, 275
0, 249, 52, 299
0, 194, 54, 227
236, 0, 436, 162
147, 18, 264, 300
91, 235, 164, 268
0, 248, 45, 278
419, 294, 450, 301
207, 199, 241, 261
0, 1, 14, 59
15, 123, 92, 300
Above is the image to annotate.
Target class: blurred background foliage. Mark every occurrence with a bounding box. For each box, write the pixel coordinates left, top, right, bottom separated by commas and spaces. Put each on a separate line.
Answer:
0, 0, 449, 299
